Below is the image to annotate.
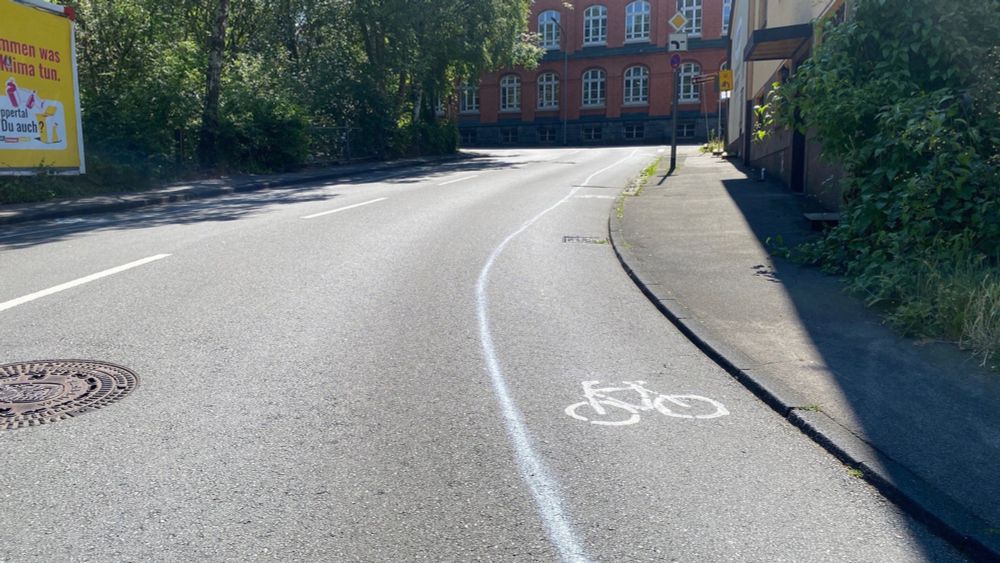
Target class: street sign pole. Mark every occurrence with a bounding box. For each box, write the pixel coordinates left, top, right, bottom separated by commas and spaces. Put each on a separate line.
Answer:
670, 68, 679, 173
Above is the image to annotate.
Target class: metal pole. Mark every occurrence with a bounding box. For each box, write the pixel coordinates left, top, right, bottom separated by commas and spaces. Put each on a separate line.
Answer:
563, 49, 568, 145
670, 69, 678, 172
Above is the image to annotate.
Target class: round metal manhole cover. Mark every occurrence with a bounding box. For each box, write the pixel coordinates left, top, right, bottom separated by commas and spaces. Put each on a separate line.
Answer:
0, 360, 138, 430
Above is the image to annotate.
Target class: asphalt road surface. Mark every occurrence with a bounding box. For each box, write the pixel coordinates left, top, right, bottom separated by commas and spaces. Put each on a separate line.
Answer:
0, 147, 966, 562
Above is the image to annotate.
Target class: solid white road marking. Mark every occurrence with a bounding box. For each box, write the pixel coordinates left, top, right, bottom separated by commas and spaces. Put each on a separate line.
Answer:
475, 148, 639, 563
0, 254, 171, 313
438, 174, 481, 186
301, 197, 387, 219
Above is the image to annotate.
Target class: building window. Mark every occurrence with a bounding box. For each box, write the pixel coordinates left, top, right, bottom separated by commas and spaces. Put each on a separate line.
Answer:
500, 128, 518, 144
583, 126, 603, 142
460, 81, 479, 113
460, 129, 476, 145
678, 62, 700, 102
500, 75, 521, 112
538, 127, 557, 143
537, 72, 559, 110
625, 1, 651, 41
722, 0, 732, 35
624, 123, 645, 140
677, 0, 702, 37
582, 68, 606, 107
583, 5, 607, 45
623, 65, 649, 105
539, 11, 561, 50
678, 122, 695, 138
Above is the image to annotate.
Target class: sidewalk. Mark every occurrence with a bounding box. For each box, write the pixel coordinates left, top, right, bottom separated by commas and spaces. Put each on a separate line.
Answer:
0, 153, 468, 226
610, 149, 1000, 560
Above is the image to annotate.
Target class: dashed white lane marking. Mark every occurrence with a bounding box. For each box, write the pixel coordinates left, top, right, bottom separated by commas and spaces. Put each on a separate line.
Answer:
475, 148, 639, 563
301, 197, 387, 219
0, 254, 171, 313
438, 174, 481, 186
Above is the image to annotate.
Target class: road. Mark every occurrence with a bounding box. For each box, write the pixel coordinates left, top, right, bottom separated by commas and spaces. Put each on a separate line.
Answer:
0, 147, 964, 561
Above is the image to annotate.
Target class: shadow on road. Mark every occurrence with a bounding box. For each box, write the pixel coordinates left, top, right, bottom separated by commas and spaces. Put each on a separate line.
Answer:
0, 155, 519, 250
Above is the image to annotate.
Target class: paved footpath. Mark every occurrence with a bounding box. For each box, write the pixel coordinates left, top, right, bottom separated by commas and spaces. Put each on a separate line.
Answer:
611, 147, 1000, 560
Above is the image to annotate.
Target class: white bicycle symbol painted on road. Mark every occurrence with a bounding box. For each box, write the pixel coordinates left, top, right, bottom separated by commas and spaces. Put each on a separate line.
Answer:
565, 381, 730, 426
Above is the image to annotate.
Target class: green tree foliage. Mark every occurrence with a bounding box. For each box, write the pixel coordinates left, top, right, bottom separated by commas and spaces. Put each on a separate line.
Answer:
784, 0, 1000, 361
1, 0, 536, 200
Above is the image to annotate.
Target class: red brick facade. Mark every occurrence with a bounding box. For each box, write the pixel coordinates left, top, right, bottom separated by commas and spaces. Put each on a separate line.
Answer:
459, 0, 729, 145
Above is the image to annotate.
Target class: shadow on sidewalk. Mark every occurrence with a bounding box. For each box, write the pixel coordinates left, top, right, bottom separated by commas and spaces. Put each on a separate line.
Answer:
718, 171, 1000, 558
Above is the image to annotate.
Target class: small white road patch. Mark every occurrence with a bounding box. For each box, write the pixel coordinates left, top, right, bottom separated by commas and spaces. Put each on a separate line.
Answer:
0, 254, 171, 313
438, 174, 481, 186
565, 381, 729, 426
301, 197, 387, 219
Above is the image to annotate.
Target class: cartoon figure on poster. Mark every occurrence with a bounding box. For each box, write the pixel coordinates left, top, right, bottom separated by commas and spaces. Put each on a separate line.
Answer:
2, 75, 67, 150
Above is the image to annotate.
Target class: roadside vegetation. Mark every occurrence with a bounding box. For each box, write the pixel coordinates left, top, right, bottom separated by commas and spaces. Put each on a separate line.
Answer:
765, 0, 999, 367
1, 0, 540, 204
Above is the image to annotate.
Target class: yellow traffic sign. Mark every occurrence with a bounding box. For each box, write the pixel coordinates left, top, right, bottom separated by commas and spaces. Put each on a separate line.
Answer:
719, 69, 734, 92
669, 12, 688, 31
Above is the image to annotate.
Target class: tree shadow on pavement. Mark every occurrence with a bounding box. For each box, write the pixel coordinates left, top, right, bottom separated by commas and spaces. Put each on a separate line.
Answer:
0, 155, 520, 250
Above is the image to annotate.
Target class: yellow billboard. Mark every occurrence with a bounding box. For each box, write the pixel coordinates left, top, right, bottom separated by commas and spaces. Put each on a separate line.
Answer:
0, 0, 84, 174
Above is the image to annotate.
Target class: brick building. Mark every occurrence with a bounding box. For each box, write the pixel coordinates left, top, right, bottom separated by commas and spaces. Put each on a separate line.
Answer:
458, 0, 731, 146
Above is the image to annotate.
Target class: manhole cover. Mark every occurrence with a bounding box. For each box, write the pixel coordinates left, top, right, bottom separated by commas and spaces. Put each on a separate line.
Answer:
0, 360, 138, 430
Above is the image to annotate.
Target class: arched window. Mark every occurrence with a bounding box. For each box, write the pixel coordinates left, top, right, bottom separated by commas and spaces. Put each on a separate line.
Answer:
623, 66, 649, 105
679, 62, 700, 102
500, 75, 521, 111
625, 1, 651, 41
582, 68, 606, 107
677, 0, 702, 37
583, 5, 607, 45
538, 11, 561, 50
537, 72, 559, 110
459, 80, 479, 113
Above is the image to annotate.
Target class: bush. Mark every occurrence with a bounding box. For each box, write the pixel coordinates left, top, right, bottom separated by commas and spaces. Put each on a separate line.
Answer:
784, 0, 1000, 366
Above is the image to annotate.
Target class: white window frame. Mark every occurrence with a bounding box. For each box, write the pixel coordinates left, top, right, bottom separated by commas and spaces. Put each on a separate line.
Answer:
582, 68, 606, 107
537, 72, 559, 110
679, 62, 700, 102
500, 75, 521, 112
623, 65, 649, 105
539, 11, 561, 50
460, 81, 479, 113
677, 0, 702, 37
583, 5, 608, 45
625, 1, 651, 42
722, 0, 732, 35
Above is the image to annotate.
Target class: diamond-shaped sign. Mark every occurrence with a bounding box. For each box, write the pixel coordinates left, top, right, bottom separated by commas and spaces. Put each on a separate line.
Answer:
669, 12, 688, 31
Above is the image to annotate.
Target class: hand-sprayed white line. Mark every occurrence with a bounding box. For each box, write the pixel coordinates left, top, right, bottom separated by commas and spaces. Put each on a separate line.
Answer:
0, 254, 171, 313
475, 148, 639, 563
438, 174, 481, 186
301, 197, 387, 219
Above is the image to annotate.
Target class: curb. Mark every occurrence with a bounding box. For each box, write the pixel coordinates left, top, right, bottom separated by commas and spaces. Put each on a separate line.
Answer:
607, 201, 1000, 562
0, 154, 468, 227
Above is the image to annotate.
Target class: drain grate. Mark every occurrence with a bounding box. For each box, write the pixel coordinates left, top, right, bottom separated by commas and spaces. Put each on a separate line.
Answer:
0, 360, 139, 430
562, 235, 607, 244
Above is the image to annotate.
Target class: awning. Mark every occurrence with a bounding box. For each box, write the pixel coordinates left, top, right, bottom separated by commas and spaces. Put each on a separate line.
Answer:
742, 23, 813, 61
